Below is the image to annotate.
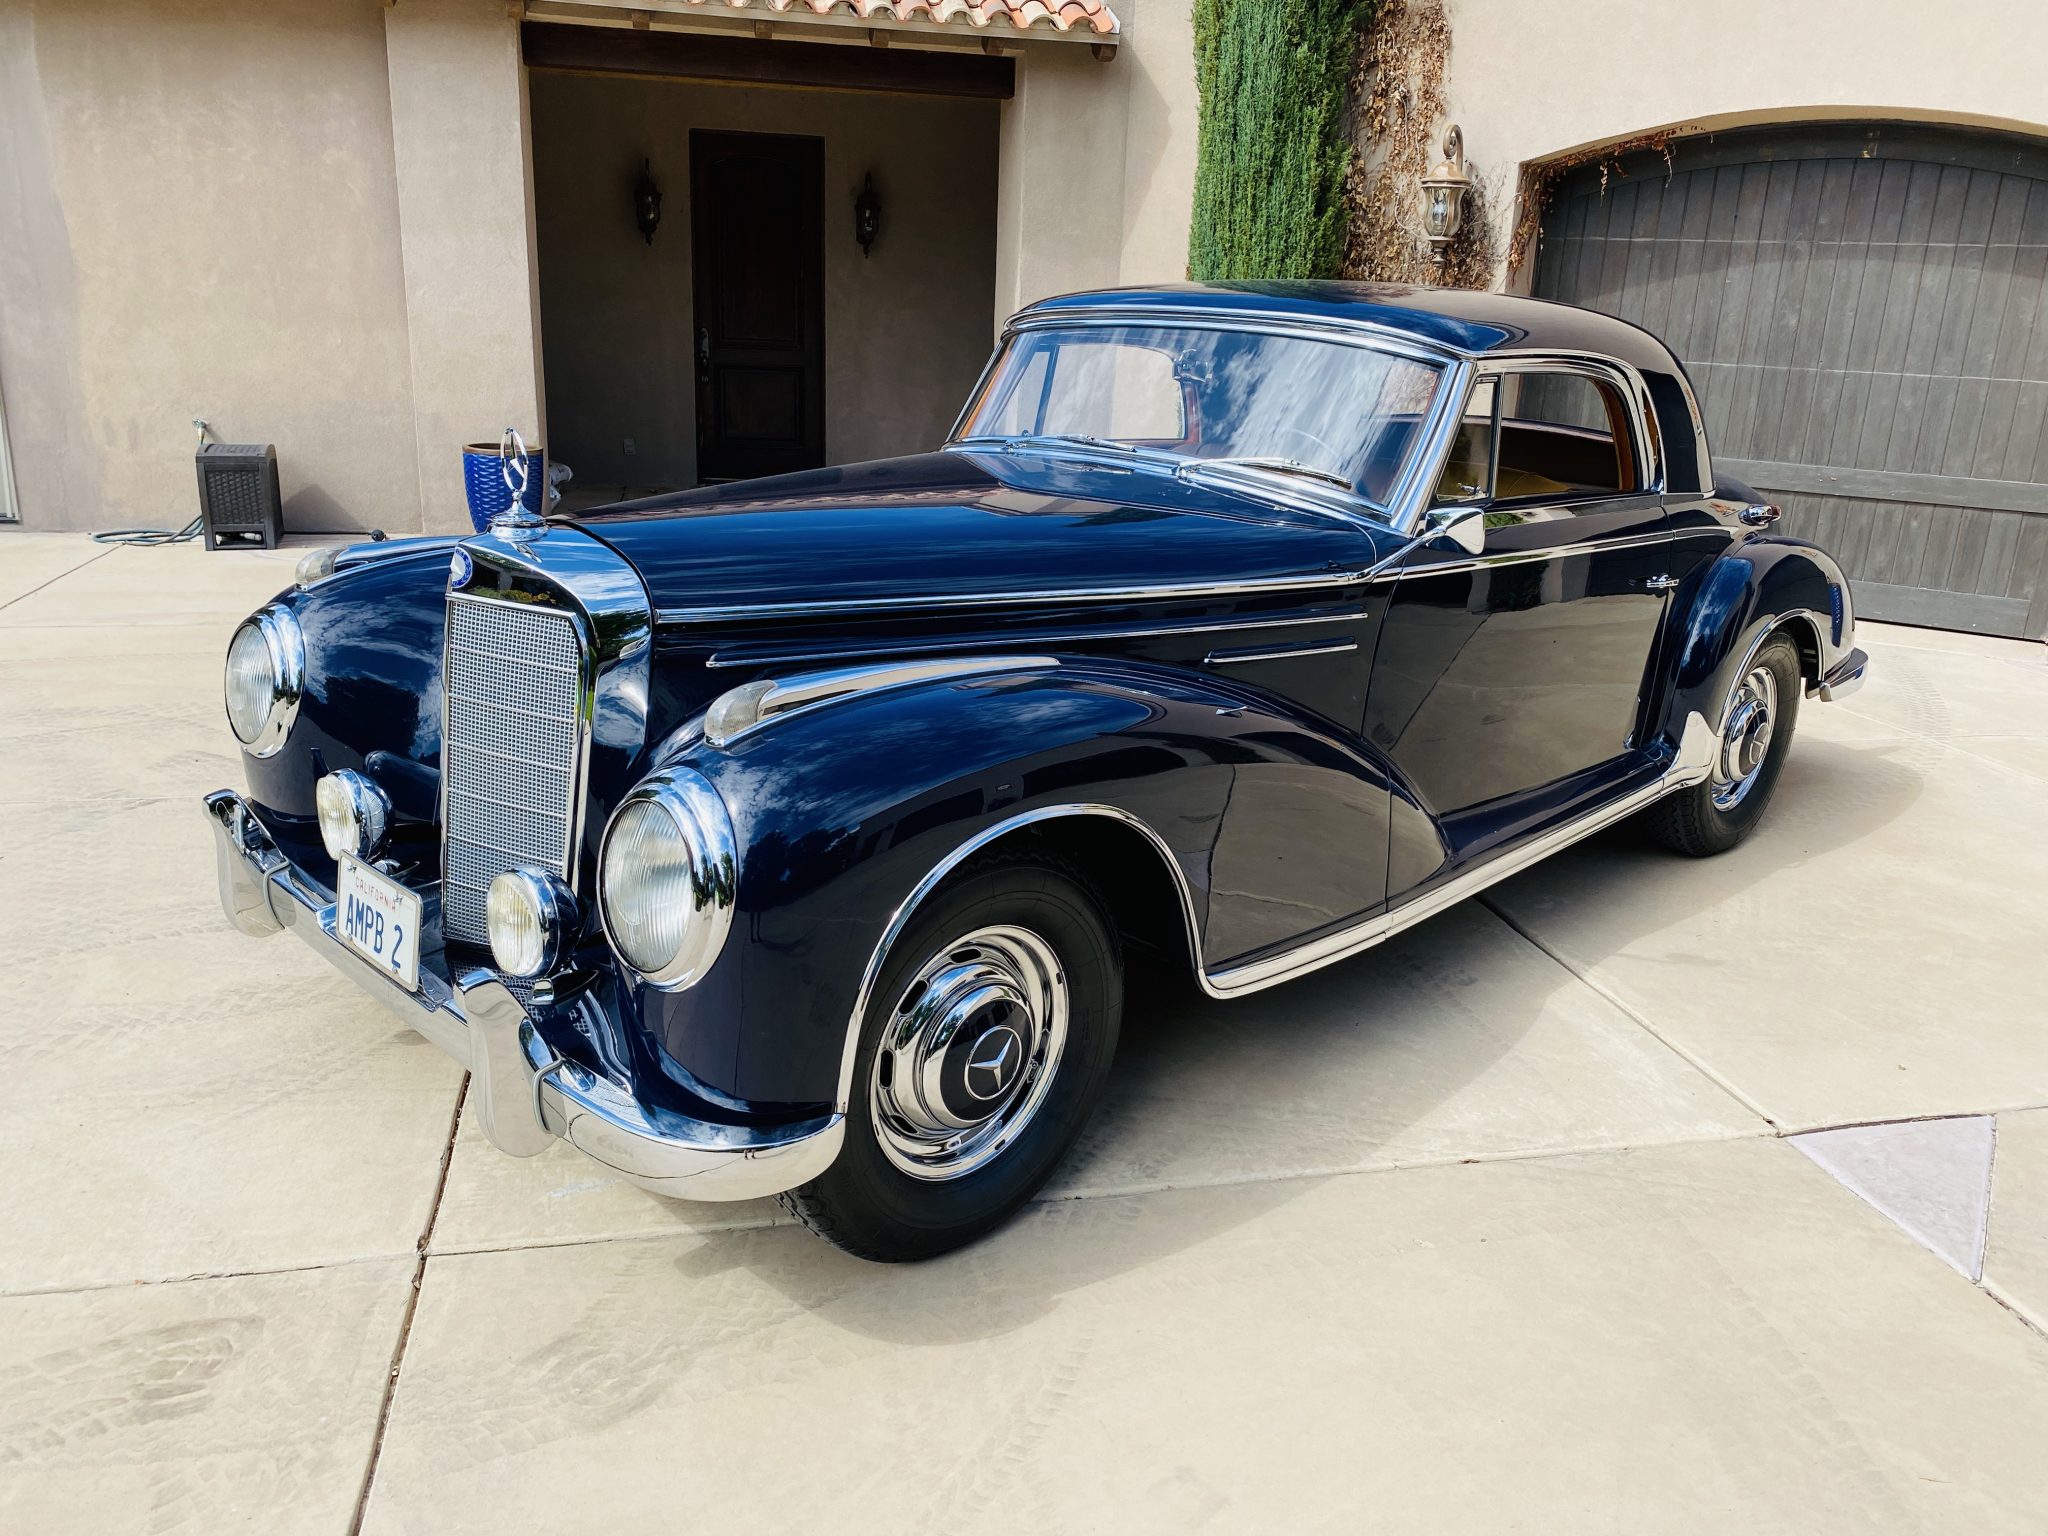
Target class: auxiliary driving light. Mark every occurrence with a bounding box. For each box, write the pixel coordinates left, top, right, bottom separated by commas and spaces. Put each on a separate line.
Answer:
487, 867, 580, 979
315, 770, 392, 863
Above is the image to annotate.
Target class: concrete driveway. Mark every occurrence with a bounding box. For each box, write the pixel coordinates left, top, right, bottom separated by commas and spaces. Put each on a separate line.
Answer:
4, 529, 2045, 1533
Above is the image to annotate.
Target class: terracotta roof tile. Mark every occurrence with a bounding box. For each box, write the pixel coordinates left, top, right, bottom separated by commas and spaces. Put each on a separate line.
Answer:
676, 0, 1120, 37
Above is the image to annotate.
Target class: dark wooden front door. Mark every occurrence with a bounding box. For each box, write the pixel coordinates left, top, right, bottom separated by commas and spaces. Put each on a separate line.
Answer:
690, 131, 825, 483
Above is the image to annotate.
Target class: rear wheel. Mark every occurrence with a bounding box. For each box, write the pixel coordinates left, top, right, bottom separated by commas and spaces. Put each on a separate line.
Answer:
1644, 632, 1802, 856
779, 854, 1121, 1261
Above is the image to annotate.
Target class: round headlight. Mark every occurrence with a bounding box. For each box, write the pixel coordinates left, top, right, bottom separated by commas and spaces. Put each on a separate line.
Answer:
222, 605, 305, 757
487, 868, 577, 979
315, 770, 390, 863
599, 769, 737, 990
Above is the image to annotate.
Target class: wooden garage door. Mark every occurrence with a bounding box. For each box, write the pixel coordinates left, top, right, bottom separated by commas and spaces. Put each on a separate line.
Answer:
1535, 122, 2048, 638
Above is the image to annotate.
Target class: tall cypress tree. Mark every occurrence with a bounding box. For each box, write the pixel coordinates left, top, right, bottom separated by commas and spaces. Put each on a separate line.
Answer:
1188, 0, 1367, 281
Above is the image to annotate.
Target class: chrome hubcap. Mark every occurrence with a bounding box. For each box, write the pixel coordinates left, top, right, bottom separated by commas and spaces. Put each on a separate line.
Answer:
869, 925, 1067, 1181
1712, 663, 1778, 809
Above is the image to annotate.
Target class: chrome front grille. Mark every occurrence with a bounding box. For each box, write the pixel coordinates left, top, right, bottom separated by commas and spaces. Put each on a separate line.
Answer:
441, 594, 585, 947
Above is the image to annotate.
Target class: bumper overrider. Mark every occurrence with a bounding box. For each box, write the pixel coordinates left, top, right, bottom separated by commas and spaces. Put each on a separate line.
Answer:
202, 789, 843, 1201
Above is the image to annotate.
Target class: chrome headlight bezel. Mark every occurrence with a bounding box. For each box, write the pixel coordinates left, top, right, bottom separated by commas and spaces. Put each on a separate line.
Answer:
223, 604, 306, 758
315, 769, 391, 863
598, 768, 737, 992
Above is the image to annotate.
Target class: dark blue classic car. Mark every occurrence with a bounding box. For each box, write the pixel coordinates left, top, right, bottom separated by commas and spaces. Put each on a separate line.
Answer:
206, 283, 1868, 1260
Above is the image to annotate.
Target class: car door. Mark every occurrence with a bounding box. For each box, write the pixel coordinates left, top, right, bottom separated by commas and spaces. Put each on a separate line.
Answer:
1366, 361, 1675, 880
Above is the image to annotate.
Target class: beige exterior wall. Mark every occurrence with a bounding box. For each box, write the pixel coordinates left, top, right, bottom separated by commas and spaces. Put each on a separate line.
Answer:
0, 0, 419, 535
1442, 0, 2048, 288
530, 73, 999, 490
994, 0, 1199, 323
384, 0, 547, 533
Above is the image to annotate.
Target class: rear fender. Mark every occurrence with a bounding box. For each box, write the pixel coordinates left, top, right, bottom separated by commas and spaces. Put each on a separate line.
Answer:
1663, 536, 1855, 732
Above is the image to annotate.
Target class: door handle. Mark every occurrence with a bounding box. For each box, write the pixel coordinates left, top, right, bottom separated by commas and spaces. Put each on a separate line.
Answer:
696, 327, 711, 382
1645, 574, 1680, 593
1740, 501, 1781, 527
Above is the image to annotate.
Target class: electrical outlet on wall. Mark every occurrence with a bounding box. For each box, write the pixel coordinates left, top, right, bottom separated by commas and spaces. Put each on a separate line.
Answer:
622, 438, 636, 456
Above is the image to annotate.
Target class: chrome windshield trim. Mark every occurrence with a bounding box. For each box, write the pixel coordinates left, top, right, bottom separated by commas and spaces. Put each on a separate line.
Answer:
947, 310, 1464, 529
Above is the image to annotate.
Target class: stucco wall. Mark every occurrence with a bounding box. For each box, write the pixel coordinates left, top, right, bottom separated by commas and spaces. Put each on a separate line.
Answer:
0, 0, 420, 535
1442, 0, 2048, 287
995, 0, 1199, 321
530, 72, 1000, 489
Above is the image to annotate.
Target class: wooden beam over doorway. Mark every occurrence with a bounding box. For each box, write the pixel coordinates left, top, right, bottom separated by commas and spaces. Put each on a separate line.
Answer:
520, 20, 1017, 99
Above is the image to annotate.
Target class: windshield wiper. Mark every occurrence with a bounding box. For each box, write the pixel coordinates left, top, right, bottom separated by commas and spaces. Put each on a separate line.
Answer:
1005, 433, 1139, 454
1185, 455, 1354, 492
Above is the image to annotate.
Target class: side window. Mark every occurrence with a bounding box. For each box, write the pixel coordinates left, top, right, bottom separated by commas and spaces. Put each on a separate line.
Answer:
1495, 371, 1639, 500
1430, 376, 1497, 505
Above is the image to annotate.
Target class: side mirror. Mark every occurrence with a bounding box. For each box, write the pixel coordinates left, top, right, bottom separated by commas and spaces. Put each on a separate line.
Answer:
1427, 505, 1487, 556
1362, 503, 1489, 580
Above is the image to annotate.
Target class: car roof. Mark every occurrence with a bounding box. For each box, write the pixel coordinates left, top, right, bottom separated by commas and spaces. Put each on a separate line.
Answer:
1017, 280, 1679, 372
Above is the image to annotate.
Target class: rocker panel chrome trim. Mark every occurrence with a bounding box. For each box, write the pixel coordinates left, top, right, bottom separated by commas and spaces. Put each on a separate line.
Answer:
836, 713, 1717, 1107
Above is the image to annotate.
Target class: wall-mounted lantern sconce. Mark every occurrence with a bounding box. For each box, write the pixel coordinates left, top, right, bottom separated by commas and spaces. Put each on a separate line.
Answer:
854, 172, 881, 258
1419, 125, 1472, 266
634, 159, 662, 245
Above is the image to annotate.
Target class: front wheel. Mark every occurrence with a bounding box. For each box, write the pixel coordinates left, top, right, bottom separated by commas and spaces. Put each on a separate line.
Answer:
1643, 631, 1802, 857
778, 853, 1122, 1261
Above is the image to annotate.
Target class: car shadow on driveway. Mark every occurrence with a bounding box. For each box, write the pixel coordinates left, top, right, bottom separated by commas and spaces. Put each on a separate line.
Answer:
694, 715, 1931, 1338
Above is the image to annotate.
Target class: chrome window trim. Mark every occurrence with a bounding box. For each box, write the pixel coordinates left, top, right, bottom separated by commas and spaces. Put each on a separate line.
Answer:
704, 655, 1060, 750
1398, 351, 1664, 535
835, 716, 1717, 1105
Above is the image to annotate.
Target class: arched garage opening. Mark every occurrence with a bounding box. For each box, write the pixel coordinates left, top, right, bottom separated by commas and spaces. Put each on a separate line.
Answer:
1532, 121, 2048, 639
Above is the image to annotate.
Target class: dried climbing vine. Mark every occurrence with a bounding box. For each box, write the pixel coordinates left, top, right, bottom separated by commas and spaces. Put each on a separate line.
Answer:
1342, 0, 1494, 288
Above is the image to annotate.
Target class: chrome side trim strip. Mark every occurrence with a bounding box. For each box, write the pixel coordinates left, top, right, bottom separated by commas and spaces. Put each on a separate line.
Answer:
1205, 639, 1358, 665
837, 714, 1717, 1103
1205, 712, 1717, 995
702, 606, 1371, 668
1394, 529, 1673, 579
706, 655, 1058, 750
662, 530, 1693, 627
659, 570, 1366, 625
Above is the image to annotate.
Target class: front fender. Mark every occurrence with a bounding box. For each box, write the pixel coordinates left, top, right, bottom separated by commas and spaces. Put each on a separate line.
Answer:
647, 659, 1394, 1105
1664, 535, 1855, 731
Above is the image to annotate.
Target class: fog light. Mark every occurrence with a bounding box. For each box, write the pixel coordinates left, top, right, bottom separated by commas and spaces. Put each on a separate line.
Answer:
316, 770, 391, 862
487, 868, 579, 979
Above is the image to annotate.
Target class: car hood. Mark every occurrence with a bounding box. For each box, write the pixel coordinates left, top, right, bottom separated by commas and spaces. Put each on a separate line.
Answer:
574, 450, 1391, 620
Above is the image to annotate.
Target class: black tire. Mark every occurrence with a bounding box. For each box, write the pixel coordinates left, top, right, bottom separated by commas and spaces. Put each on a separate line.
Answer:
1643, 632, 1802, 857
778, 852, 1122, 1262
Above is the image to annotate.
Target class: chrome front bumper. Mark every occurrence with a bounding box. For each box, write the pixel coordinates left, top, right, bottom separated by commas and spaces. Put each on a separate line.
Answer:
202, 790, 843, 1201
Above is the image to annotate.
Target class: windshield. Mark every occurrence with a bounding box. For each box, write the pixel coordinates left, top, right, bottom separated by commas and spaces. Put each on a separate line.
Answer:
954, 324, 1446, 510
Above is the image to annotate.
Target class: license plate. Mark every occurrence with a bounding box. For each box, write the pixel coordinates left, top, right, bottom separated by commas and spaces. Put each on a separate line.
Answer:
336, 854, 422, 993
